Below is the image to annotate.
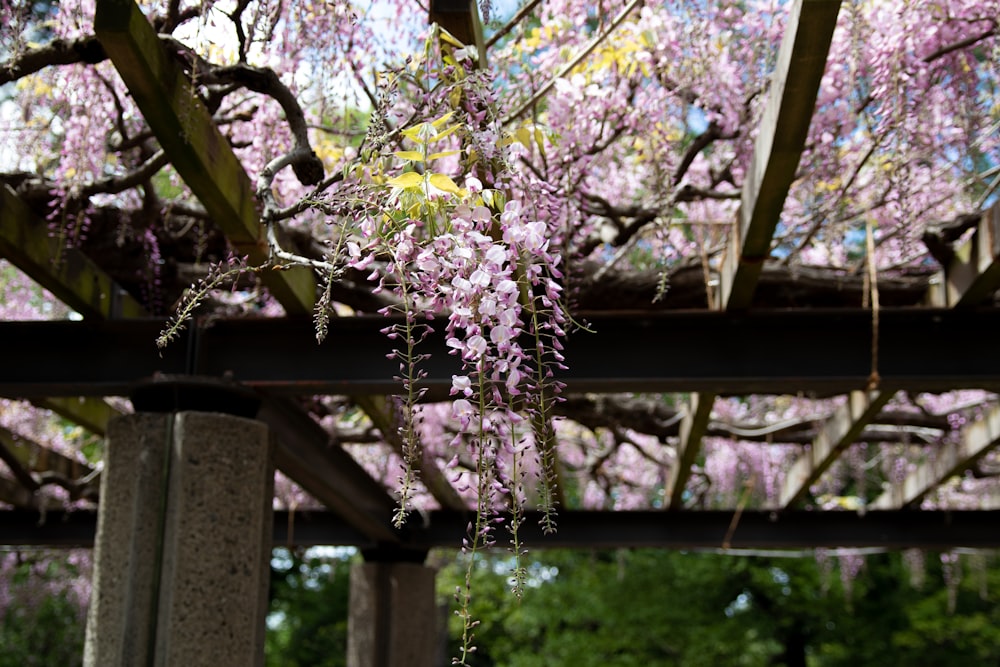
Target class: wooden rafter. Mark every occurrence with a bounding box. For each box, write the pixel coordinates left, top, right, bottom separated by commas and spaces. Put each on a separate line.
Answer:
665, 393, 713, 509
669, 0, 842, 509
783, 203, 1000, 508
94, 0, 315, 314
927, 201, 1000, 307
870, 403, 1000, 510
669, 390, 716, 510
0, 477, 63, 511
775, 390, 892, 509
31, 397, 120, 437
0, 185, 145, 319
718, 0, 842, 310
1, 185, 129, 441
0, 425, 98, 508
353, 395, 467, 511
0, 425, 94, 481
257, 397, 403, 544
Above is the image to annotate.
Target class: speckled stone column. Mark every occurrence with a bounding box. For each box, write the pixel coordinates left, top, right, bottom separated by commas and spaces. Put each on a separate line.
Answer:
84, 413, 171, 667
347, 560, 438, 667
84, 411, 273, 667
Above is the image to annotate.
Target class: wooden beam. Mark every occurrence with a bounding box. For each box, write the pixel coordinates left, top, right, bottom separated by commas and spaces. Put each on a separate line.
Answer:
1, 186, 133, 441
718, 0, 842, 309
429, 0, 487, 65
777, 390, 892, 508
0, 425, 95, 483
353, 395, 466, 511
31, 397, 121, 437
94, 0, 315, 314
683, 0, 842, 505
927, 202, 1000, 307
0, 185, 146, 319
871, 403, 1000, 510
665, 393, 714, 509
257, 397, 404, 544
0, 477, 64, 510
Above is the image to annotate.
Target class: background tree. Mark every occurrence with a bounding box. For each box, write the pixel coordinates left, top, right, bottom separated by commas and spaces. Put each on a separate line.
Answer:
0, 550, 89, 667
436, 549, 1000, 667
266, 548, 352, 667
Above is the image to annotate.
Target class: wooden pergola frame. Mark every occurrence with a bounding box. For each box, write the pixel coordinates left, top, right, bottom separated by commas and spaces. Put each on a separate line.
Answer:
1, 0, 999, 551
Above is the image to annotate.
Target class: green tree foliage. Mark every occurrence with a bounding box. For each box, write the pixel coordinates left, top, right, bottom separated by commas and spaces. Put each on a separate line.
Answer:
0, 553, 87, 667
7, 547, 999, 665
436, 549, 1000, 667
265, 547, 353, 667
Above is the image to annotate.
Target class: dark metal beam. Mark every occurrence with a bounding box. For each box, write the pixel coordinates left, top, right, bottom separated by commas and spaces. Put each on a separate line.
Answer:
4, 309, 1000, 398
6, 509, 1000, 550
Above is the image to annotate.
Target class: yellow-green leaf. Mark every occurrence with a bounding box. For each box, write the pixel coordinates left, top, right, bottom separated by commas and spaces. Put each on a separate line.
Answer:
400, 125, 423, 142
431, 111, 455, 128
427, 150, 461, 161
534, 128, 547, 157
515, 127, 532, 150
431, 124, 461, 143
387, 172, 424, 188
428, 173, 462, 195
393, 151, 425, 162
438, 29, 466, 50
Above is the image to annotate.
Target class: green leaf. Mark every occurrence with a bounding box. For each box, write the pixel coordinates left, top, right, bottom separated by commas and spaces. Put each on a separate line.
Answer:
387, 172, 424, 189
393, 151, 425, 162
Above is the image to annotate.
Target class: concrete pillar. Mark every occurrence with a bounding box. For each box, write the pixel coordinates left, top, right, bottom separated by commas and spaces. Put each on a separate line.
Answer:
84, 410, 273, 667
347, 559, 438, 667
84, 413, 170, 667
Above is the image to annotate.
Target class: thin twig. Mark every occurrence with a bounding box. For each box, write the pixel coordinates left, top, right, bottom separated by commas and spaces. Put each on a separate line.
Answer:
922, 22, 996, 62
485, 0, 544, 49
502, 0, 643, 125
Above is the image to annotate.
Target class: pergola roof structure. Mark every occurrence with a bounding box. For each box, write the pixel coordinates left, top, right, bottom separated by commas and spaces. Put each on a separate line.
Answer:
2, 0, 1000, 553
